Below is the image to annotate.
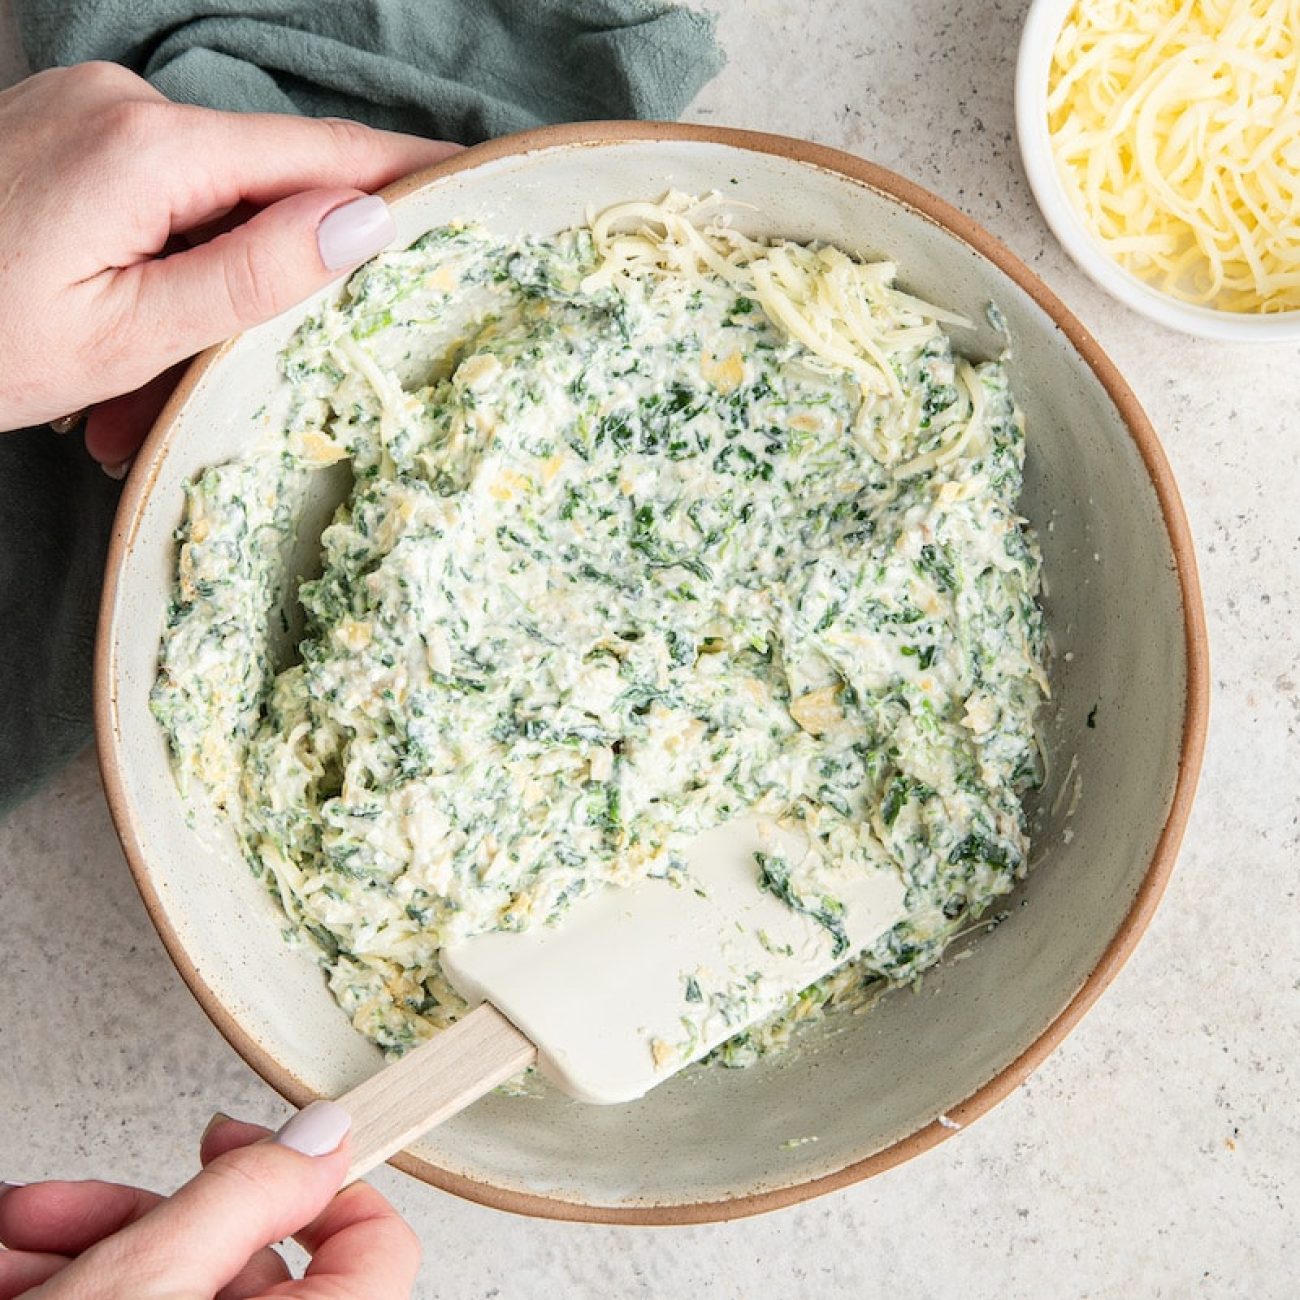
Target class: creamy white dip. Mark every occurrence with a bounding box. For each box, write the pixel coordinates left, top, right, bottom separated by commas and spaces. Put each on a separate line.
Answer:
153, 196, 1048, 1060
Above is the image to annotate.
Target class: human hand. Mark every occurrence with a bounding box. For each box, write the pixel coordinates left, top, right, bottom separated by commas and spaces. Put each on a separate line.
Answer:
0, 1102, 420, 1299
0, 62, 461, 472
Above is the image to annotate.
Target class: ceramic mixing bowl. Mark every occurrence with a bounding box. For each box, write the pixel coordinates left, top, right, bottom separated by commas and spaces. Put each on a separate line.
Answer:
96, 123, 1209, 1223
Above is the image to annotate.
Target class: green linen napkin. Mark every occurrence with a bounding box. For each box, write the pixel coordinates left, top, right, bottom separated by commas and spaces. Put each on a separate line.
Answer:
0, 430, 119, 814
1, 0, 723, 816
16, 0, 722, 140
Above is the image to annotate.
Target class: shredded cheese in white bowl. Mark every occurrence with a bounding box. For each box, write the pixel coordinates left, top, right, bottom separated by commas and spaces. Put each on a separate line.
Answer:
1016, 0, 1300, 340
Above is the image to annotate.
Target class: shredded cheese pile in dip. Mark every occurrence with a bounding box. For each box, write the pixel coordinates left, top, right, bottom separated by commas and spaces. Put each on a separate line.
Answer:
153, 195, 1048, 1061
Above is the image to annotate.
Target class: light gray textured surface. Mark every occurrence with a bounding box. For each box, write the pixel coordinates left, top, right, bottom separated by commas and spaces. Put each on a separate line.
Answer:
1, 3, 1296, 1297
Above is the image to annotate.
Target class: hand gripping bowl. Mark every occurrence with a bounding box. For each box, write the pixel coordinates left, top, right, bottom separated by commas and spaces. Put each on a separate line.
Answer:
96, 124, 1208, 1223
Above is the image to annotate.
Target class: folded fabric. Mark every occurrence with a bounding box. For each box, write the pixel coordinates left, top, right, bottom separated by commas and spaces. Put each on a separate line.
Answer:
1, 0, 723, 817
0, 430, 119, 816
16, 0, 723, 138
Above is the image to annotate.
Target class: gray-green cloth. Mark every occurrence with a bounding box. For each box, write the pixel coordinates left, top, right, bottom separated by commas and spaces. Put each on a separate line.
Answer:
1, 0, 723, 817
16, 0, 722, 139
0, 432, 120, 814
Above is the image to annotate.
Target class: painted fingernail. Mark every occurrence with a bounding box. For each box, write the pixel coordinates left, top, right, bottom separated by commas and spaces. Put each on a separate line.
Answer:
0, 1181, 27, 1198
274, 1101, 351, 1157
201, 1112, 234, 1144
101, 459, 131, 481
317, 196, 395, 271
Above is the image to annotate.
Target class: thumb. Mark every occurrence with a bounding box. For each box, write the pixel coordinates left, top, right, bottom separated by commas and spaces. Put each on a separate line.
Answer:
124, 189, 395, 359
54, 1101, 353, 1297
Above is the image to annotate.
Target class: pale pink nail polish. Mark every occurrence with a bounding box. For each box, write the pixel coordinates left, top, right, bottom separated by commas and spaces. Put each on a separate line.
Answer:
317, 196, 395, 271
102, 459, 131, 481
274, 1100, 352, 1156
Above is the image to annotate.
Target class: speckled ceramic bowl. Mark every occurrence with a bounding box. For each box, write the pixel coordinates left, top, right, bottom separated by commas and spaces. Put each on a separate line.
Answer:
96, 124, 1209, 1223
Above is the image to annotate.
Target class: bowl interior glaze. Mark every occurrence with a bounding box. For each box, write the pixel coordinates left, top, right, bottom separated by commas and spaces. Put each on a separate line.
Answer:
97, 126, 1207, 1223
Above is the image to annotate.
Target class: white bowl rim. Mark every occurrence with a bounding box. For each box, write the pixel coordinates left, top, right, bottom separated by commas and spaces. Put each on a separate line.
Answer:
1015, 0, 1300, 343
96, 120, 1211, 1225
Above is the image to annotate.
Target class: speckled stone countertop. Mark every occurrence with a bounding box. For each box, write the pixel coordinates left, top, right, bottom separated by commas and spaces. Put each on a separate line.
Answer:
1, 3, 1296, 1296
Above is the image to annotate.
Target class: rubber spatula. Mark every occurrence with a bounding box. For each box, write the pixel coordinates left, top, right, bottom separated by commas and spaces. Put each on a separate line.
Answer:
328, 815, 906, 1183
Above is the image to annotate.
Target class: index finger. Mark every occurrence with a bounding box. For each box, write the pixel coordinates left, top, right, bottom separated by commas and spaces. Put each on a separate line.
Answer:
290, 1181, 422, 1300
0, 1180, 161, 1255
167, 108, 462, 228
203, 1116, 421, 1299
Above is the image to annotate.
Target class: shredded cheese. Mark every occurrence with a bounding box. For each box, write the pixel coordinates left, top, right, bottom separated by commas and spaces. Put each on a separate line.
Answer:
1048, 0, 1300, 313
583, 191, 973, 458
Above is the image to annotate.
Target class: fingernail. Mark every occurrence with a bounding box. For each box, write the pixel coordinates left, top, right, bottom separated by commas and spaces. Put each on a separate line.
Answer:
201, 1112, 233, 1144
0, 1181, 27, 1199
49, 409, 87, 435
101, 459, 131, 481
274, 1100, 351, 1157
317, 195, 395, 271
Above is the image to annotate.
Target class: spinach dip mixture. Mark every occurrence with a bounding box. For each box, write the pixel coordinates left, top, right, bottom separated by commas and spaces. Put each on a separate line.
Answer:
153, 195, 1048, 1063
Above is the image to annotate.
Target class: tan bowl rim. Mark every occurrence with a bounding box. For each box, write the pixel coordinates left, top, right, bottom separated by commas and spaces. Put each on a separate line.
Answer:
95, 120, 1210, 1226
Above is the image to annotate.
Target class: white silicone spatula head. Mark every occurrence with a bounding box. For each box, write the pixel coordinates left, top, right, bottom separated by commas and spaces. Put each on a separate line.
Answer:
441, 815, 906, 1104
330, 814, 906, 1182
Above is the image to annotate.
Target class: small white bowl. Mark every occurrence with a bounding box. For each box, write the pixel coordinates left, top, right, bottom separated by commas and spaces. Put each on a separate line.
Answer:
1016, 0, 1300, 342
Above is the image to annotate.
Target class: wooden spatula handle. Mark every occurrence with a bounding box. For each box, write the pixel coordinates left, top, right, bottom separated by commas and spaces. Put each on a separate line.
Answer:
336, 1003, 536, 1183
